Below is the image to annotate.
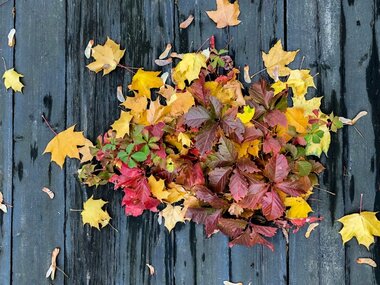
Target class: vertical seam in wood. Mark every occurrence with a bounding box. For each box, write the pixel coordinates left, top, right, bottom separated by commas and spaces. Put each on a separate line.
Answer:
10, 0, 16, 284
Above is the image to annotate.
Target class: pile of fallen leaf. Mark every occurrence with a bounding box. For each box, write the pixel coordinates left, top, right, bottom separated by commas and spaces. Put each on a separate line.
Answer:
2, 0, 379, 267
40, 34, 371, 251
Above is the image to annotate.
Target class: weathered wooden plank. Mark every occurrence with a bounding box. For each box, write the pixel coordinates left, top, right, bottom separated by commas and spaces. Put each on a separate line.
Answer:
0, 1, 14, 284
172, 1, 230, 284
10, 0, 66, 284
341, 1, 380, 284
65, 1, 175, 284
286, 1, 346, 285
229, 1, 287, 284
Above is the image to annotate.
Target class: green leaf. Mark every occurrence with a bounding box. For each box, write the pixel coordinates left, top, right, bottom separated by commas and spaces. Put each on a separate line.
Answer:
128, 159, 137, 168
117, 151, 129, 163
141, 144, 150, 155
131, 151, 148, 162
125, 143, 134, 155
218, 49, 228, 55
296, 161, 313, 176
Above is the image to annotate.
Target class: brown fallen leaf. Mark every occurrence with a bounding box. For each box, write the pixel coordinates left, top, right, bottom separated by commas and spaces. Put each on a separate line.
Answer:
0, 191, 7, 213
159, 43, 172, 59
116, 85, 125, 103
243, 65, 251, 83
357, 257, 377, 268
42, 187, 55, 199
146, 263, 155, 275
8, 28, 15, 47
206, 0, 241, 29
305, 222, 319, 238
282, 228, 289, 244
155, 58, 173, 67
170, 52, 184, 59
223, 281, 243, 285
46, 247, 60, 280
84, 39, 94, 59
179, 14, 194, 29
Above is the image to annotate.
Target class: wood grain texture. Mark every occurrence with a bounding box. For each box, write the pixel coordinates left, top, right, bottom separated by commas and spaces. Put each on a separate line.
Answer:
0, 0, 379, 284
11, 0, 66, 284
0, 1, 14, 284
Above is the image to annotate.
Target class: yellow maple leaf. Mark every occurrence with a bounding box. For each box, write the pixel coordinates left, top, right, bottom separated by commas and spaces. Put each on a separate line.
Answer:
121, 95, 148, 114
167, 91, 195, 117
237, 105, 255, 124
87, 37, 125, 75
271, 80, 287, 95
81, 196, 111, 230
166, 182, 186, 203
237, 139, 260, 158
172, 53, 207, 90
161, 204, 186, 232
129, 69, 163, 98
262, 40, 299, 79
178, 132, 191, 148
2, 68, 24, 92
338, 211, 380, 249
148, 176, 170, 202
43, 125, 87, 168
79, 138, 94, 163
284, 197, 313, 219
206, 0, 241, 28
111, 111, 133, 138
292, 96, 322, 116
287, 69, 316, 97
285, 107, 308, 134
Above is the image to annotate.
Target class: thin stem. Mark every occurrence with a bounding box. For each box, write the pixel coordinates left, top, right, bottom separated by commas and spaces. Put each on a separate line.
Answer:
250, 67, 267, 79
196, 37, 210, 53
69, 209, 82, 212
353, 126, 365, 139
299, 56, 305, 69
117, 63, 136, 74
41, 114, 58, 136
313, 186, 336, 196
359, 193, 363, 214
3, 202, 13, 207
108, 222, 119, 233
56, 266, 69, 278
1, 56, 7, 71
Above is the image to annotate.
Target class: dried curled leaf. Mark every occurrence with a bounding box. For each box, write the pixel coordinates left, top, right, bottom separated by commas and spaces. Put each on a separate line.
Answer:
243, 65, 251, 83
116, 85, 125, 103
159, 43, 172, 59
339, 111, 368, 125
356, 257, 377, 268
305, 222, 319, 238
179, 14, 194, 29
223, 281, 243, 285
42, 187, 55, 199
0, 192, 7, 213
146, 264, 155, 275
45, 247, 60, 280
8, 28, 16, 47
84, 39, 94, 59
43, 125, 87, 168
81, 196, 111, 230
87, 37, 125, 75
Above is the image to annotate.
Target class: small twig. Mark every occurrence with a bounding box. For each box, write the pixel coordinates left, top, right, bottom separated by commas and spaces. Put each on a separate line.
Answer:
353, 125, 365, 139
313, 186, 336, 196
0, 0, 10, 7
41, 114, 58, 136
250, 67, 267, 79
359, 193, 363, 214
196, 37, 210, 53
56, 266, 69, 278
117, 63, 137, 74
69, 209, 82, 212
109, 222, 119, 233
299, 56, 305, 69
3, 202, 13, 207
